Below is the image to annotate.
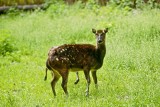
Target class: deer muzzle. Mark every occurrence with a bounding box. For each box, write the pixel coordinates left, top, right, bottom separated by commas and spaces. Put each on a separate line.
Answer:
97, 36, 103, 44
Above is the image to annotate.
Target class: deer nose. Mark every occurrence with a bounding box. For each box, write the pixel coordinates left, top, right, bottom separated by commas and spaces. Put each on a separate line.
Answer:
98, 40, 103, 43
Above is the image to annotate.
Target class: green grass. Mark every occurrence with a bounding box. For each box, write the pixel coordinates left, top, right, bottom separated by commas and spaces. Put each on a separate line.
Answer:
0, 4, 160, 107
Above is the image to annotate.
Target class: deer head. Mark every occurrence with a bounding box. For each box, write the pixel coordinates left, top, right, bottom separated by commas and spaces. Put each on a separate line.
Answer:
92, 28, 108, 44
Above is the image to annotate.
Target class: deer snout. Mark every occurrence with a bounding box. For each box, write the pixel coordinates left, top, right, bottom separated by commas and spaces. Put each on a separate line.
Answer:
97, 36, 103, 43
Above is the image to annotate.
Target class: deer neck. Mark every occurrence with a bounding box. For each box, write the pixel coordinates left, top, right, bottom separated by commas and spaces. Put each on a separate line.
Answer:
96, 42, 106, 64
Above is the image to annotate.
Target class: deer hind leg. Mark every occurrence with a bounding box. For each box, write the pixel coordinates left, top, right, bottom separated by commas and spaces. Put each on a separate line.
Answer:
91, 70, 98, 89
83, 68, 91, 96
74, 72, 79, 84
51, 70, 60, 97
60, 71, 69, 96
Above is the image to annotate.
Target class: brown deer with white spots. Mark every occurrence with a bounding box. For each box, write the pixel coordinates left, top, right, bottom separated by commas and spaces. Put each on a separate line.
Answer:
44, 28, 108, 97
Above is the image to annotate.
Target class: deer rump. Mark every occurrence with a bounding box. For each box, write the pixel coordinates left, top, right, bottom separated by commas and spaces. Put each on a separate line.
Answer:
47, 44, 102, 72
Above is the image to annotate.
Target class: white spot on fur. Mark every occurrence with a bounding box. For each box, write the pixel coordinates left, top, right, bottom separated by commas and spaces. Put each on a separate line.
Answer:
56, 58, 59, 61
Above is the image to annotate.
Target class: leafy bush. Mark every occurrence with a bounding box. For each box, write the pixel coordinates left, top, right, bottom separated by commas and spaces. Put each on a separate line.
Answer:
0, 30, 16, 56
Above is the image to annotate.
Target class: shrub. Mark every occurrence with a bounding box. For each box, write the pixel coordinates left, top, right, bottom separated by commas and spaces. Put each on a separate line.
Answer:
0, 30, 16, 56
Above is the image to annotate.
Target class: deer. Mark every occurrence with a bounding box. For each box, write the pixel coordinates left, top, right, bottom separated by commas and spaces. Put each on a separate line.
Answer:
44, 28, 108, 97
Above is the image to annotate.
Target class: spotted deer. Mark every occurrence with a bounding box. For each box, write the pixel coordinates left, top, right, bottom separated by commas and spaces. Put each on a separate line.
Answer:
44, 28, 108, 96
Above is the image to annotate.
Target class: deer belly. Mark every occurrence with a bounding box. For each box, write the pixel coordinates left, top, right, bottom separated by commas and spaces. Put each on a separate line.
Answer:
69, 68, 83, 72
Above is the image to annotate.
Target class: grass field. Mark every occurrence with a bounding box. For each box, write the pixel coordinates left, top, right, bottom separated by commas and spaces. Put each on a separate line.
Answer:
0, 3, 160, 107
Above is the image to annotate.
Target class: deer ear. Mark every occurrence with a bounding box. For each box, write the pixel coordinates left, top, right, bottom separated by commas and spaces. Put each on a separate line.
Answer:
103, 28, 108, 33
92, 29, 96, 34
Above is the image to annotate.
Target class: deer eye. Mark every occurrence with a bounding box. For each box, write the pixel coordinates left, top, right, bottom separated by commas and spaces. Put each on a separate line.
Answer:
101, 33, 105, 36
95, 33, 98, 35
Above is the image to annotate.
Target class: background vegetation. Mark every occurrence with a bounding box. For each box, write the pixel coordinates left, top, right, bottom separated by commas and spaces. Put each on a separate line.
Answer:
0, 1, 160, 107
0, 0, 160, 7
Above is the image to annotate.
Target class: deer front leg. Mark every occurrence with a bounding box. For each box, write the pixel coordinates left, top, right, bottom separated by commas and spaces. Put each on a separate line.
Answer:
91, 71, 98, 89
83, 68, 91, 97
74, 72, 79, 84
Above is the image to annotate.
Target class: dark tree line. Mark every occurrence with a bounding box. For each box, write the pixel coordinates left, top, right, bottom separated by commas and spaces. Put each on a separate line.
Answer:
64, 0, 160, 6
63, 0, 109, 5
0, 0, 160, 6
0, 0, 44, 6
0, 0, 160, 13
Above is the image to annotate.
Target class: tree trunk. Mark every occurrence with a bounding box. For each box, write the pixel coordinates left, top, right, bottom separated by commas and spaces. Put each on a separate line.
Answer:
132, 0, 136, 8
156, 0, 160, 3
144, 0, 160, 3
143, 0, 149, 3
98, 0, 109, 6
64, 0, 75, 5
